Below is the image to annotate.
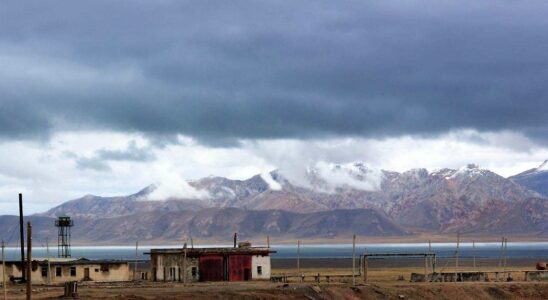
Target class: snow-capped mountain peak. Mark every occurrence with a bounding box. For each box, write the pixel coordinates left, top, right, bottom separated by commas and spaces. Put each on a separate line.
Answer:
445, 163, 489, 179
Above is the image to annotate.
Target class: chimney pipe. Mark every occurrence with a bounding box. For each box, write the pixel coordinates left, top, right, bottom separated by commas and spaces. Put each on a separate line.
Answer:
233, 233, 237, 248
19, 193, 25, 282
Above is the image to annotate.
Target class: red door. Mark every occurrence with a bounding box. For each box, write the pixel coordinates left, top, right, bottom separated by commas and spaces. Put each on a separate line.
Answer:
228, 255, 252, 281
199, 255, 224, 281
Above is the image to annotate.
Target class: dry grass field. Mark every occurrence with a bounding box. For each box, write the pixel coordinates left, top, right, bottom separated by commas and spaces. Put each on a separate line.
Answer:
4, 258, 548, 299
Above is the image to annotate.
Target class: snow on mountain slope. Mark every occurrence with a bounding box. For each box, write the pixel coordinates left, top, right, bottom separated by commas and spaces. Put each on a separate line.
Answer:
509, 160, 548, 196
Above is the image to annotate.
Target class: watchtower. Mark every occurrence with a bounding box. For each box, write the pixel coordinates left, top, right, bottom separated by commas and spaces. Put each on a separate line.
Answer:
55, 215, 73, 258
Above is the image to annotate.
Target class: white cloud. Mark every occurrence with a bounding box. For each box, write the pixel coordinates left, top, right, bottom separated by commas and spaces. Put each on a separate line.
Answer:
144, 163, 210, 200
260, 172, 282, 191
313, 161, 384, 192
0, 129, 546, 215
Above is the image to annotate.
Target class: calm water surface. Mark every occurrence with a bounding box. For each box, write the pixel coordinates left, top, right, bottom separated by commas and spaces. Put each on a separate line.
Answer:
2, 242, 547, 261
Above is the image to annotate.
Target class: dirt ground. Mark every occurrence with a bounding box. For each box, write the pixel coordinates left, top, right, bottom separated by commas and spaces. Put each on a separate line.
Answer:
5, 281, 548, 299
5, 259, 548, 299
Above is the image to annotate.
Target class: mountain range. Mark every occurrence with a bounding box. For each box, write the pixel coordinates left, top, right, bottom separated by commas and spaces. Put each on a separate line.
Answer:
2, 161, 547, 243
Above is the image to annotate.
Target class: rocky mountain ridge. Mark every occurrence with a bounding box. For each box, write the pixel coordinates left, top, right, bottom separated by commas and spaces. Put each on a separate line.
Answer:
3, 208, 407, 243
33, 162, 547, 239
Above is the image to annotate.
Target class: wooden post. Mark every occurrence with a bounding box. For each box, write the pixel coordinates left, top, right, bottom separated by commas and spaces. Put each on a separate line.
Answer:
19, 194, 25, 282
433, 254, 436, 274
455, 232, 460, 282
498, 237, 504, 269
363, 254, 368, 283
352, 234, 356, 286
424, 255, 428, 277
472, 240, 476, 269
297, 240, 300, 277
2, 240, 6, 300
267, 236, 270, 248
504, 238, 508, 271
183, 243, 187, 283
46, 237, 50, 284
26, 222, 31, 300
134, 241, 138, 281
428, 240, 432, 272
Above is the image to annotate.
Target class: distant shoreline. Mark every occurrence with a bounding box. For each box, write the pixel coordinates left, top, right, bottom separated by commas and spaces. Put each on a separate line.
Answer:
45, 234, 548, 246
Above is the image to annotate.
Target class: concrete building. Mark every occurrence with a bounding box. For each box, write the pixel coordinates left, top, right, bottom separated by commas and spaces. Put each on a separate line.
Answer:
147, 243, 274, 282
0, 257, 130, 284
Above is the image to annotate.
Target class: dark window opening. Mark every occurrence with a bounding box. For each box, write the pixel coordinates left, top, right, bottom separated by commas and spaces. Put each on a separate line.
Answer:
95, 269, 99, 272
41, 266, 48, 277
257, 266, 262, 275
70, 266, 76, 276
56, 266, 62, 277
191, 267, 197, 277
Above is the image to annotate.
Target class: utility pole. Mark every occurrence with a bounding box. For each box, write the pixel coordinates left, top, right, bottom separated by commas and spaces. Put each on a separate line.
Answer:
267, 236, 270, 248
134, 241, 138, 281
455, 232, 460, 282
503, 238, 508, 271
182, 243, 187, 283
498, 237, 504, 268
472, 240, 476, 269
297, 240, 300, 276
352, 234, 356, 287
19, 194, 25, 282
2, 240, 6, 300
26, 222, 31, 300
428, 240, 432, 272
46, 238, 51, 284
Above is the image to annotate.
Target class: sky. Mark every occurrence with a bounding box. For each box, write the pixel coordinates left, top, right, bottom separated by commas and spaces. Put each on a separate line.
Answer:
1, 1, 548, 214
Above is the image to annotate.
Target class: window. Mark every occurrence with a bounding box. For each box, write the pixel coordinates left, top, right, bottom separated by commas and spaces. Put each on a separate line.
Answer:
56, 266, 62, 277
41, 266, 48, 277
191, 267, 197, 277
257, 266, 262, 275
95, 269, 99, 272
70, 266, 76, 277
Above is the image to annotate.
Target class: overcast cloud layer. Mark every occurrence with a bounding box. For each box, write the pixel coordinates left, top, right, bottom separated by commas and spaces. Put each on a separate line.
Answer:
1, 1, 548, 214
2, 0, 548, 143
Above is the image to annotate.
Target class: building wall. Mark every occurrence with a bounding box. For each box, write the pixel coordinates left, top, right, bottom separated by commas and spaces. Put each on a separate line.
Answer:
526, 271, 548, 281
228, 255, 251, 281
1, 262, 130, 284
151, 252, 272, 282
251, 255, 271, 280
199, 255, 225, 282
152, 253, 199, 282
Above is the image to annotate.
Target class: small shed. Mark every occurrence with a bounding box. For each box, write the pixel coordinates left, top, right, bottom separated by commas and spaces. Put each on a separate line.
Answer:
147, 243, 275, 282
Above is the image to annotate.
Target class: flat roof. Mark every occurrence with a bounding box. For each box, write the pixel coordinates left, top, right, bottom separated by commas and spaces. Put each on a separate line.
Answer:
145, 247, 275, 256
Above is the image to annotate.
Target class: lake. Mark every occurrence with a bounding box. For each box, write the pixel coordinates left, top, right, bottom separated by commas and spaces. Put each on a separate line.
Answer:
2, 242, 547, 261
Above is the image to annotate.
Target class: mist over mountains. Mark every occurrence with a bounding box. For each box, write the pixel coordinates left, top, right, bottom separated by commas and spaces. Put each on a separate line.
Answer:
1, 161, 546, 243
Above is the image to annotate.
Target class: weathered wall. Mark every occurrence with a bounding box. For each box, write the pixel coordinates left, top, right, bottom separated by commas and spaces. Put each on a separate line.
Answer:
152, 253, 199, 282
151, 252, 272, 282
199, 255, 224, 282
526, 271, 548, 281
251, 255, 271, 280
228, 255, 251, 281
1, 262, 130, 284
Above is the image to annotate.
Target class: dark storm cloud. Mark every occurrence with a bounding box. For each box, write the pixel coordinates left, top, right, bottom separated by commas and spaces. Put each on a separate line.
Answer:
65, 141, 155, 171
96, 141, 155, 162
1, 0, 548, 144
